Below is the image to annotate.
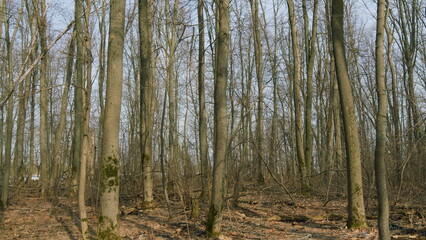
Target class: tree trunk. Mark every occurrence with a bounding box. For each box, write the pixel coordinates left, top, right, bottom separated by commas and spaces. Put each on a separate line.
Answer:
73, 0, 85, 197
34, 0, 50, 196
206, 0, 229, 237
98, 0, 125, 238
331, 0, 367, 228
250, 0, 265, 185
286, 0, 308, 191
79, 1, 92, 238
374, 0, 390, 238
197, 0, 209, 203
1, 17, 13, 209
139, 0, 155, 208
302, 0, 318, 176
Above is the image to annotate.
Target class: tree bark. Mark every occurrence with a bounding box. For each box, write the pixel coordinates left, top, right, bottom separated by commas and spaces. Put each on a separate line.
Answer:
1, 16, 13, 209
79, 1, 92, 238
98, 0, 125, 238
197, 0, 209, 203
34, 0, 50, 196
139, 0, 155, 208
250, 0, 265, 185
206, 0, 229, 237
374, 0, 390, 238
302, 0, 318, 176
331, 0, 367, 228
73, 0, 85, 196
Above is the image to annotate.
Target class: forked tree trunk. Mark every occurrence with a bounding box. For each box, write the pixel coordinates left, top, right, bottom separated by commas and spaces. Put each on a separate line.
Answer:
331, 0, 367, 228
302, 0, 318, 176
98, 0, 125, 238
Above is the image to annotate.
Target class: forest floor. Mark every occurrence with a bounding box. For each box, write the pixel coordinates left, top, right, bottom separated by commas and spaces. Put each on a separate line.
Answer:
0, 184, 425, 240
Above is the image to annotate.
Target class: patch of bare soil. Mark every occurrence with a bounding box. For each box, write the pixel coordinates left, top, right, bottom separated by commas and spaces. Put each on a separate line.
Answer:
0, 185, 425, 239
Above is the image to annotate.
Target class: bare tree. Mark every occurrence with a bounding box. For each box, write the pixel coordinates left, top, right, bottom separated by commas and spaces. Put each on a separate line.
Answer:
139, 0, 155, 208
374, 0, 390, 238
98, 0, 126, 238
206, 0, 229, 237
331, 0, 367, 228
198, 0, 209, 203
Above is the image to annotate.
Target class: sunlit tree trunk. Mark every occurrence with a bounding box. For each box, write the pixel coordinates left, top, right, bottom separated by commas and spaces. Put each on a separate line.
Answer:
79, 1, 92, 238
98, 0, 125, 238
331, 0, 367, 228
206, 0, 229, 237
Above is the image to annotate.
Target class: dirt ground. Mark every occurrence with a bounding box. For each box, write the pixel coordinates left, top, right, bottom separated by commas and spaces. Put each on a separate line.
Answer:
0, 185, 425, 239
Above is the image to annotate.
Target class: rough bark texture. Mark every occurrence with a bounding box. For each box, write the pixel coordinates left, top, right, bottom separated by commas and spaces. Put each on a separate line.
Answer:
374, 0, 390, 238
139, 0, 155, 208
331, 0, 367, 229
206, 0, 229, 237
98, 0, 125, 238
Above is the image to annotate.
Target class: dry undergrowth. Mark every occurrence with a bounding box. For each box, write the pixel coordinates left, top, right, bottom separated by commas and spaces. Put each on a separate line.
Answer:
0, 184, 425, 239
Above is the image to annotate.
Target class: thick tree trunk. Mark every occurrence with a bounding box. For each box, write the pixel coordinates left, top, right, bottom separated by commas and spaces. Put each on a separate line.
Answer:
331, 0, 367, 228
139, 0, 155, 208
98, 0, 125, 238
206, 0, 229, 237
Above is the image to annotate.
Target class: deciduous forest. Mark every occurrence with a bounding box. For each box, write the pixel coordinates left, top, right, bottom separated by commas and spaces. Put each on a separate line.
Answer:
0, 0, 425, 239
